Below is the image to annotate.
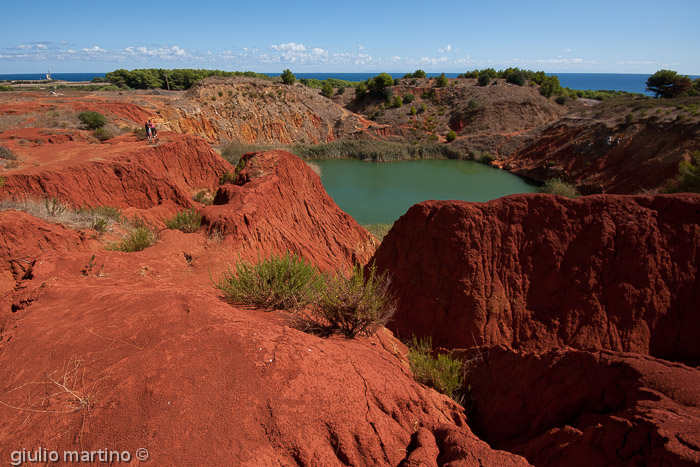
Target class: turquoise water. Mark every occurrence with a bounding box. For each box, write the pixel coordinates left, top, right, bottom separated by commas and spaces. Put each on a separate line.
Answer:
313, 158, 540, 224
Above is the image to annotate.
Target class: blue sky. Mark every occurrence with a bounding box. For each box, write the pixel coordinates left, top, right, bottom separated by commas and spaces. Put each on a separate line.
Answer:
1, 0, 698, 74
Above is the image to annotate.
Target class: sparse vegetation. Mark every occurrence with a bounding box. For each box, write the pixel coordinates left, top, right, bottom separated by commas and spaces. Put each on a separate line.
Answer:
408, 336, 464, 401
0, 146, 18, 160
216, 252, 322, 310
291, 264, 396, 338
362, 223, 392, 241
193, 189, 214, 205
108, 226, 157, 252
290, 140, 462, 162
77, 111, 107, 130
666, 151, 700, 193
164, 208, 202, 233
541, 178, 580, 198
92, 128, 113, 141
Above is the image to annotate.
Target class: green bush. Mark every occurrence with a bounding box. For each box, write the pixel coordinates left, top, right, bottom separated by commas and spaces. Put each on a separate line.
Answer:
216, 252, 322, 310
280, 69, 295, 85
408, 336, 464, 400
0, 85, 12, 92
403, 93, 415, 104
435, 73, 448, 88
554, 96, 568, 106
295, 264, 396, 338
391, 96, 403, 108
410, 106, 417, 116
78, 111, 107, 130
666, 151, 700, 193
321, 81, 334, 98
164, 208, 201, 233
412, 70, 427, 79
506, 70, 527, 86
541, 178, 580, 198
92, 128, 113, 141
477, 74, 491, 86
219, 171, 237, 184
446, 130, 457, 142
109, 227, 157, 252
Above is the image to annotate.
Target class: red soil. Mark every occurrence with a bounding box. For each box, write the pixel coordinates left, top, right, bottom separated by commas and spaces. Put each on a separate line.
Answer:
201, 150, 377, 272
371, 194, 700, 363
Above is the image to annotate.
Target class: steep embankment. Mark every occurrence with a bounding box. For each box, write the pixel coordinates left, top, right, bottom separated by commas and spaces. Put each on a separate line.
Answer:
371, 193, 700, 466
503, 111, 700, 194
201, 150, 377, 272
371, 194, 700, 363
160, 77, 371, 144
1, 133, 231, 221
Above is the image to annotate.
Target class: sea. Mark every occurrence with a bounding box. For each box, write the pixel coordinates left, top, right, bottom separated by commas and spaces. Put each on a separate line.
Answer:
2, 72, 698, 95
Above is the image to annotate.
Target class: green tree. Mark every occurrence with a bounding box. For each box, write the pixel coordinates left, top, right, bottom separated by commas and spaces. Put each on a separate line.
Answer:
506, 69, 527, 86
539, 75, 563, 98
435, 73, 448, 88
446, 130, 457, 142
477, 74, 491, 86
321, 81, 334, 98
281, 69, 296, 85
355, 82, 368, 99
368, 73, 394, 100
413, 69, 427, 79
646, 70, 691, 98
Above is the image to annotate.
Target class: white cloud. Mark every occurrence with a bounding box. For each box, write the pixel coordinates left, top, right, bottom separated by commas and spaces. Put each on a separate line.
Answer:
562, 48, 572, 53
356, 45, 365, 50
36, 44, 48, 50
268, 42, 306, 52
17, 44, 32, 50
438, 44, 452, 53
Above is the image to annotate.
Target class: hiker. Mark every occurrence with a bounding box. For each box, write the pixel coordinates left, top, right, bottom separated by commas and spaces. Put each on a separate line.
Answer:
150, 121, 157, 140
145, 120, 152, 141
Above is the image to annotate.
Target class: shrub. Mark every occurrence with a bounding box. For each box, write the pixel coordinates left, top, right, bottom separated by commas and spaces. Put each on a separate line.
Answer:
164, 208, 201, 233
281, 69, 296, 85
92, 128, 113, 141
391, 96, 403, 108
219, 171, 236, 184
435, 73, 448, 88
133, 127, 148, 139
446, 130, 457, 142
541, 178, 580, 198
410, 106, 417, 116
666, 151, 700, 193
506, 70, 527, 86
408, 336, 464, 400
109, 227, 157, 252
403, 93, 415, 104
468, 99, 480, 110
321, 81, 334, 98
413, 69, 427, 79
554, 96, 568, 106
477, 74, 491, 86
0, 146, 18, 160
78, 111, 107, 129
539, 75, 562, 98
193, 189, 214, 205
216, 252, 322, 310
0, 85, 12, 92
293, 264, 396, 338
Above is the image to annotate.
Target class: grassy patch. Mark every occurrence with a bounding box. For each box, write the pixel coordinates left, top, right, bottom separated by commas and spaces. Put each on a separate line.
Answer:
362, 223, 392, 241
216, 252, 322, 310
0, 146, 18, 160
1, 199, 121, 233
107, 226, 157, 252
541, 178, 580, 198
666, 150, 700, 193
407, 336, 464, 401
164, 208, 201, 233
290, 139, 463, 162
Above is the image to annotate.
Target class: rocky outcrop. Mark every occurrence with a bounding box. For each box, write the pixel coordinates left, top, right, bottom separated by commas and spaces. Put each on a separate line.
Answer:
201, 150, 377, 272
1, 134, 231, 216
503, 116, 700, 194
371, 194, 700, 363
462, 345, 700, 466
160, 77, 369, 144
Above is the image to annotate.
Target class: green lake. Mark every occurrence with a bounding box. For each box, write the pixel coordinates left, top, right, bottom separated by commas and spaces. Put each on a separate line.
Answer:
313, 158, 540, 224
